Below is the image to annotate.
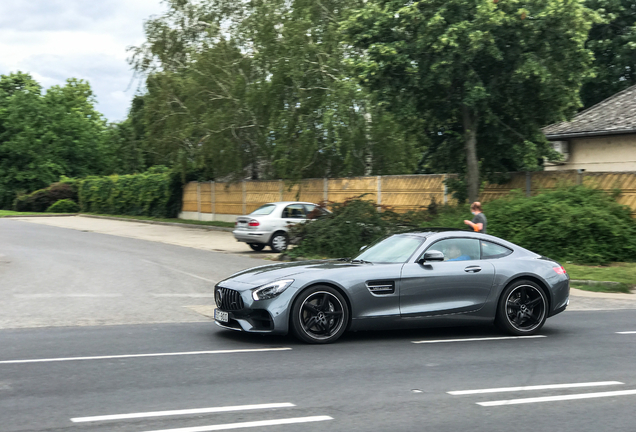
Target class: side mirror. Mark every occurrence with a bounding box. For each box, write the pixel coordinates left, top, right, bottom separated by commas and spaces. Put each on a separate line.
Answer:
359, 245, 367, 251
418, 250, 445, 264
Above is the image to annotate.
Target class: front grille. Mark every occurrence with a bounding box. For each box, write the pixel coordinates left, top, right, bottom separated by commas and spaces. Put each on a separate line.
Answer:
215, 287, 244, 311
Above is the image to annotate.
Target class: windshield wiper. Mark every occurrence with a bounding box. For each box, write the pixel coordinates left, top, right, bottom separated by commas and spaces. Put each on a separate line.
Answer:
350, 259, 372, 264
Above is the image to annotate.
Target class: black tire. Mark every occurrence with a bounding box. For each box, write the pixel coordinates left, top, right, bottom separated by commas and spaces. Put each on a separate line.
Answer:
270, 231, 288, 253
291, 285, 349, 344
248, 243, 265, 252
496, 280, 548, 336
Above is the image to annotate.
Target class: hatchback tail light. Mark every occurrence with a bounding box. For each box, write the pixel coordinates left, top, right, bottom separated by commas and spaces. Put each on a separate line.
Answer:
553, 266, 567, 275
248, 219, 260, 227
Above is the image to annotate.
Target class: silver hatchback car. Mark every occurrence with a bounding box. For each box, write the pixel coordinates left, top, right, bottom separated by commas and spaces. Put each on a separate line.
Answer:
233, 201, 328, 252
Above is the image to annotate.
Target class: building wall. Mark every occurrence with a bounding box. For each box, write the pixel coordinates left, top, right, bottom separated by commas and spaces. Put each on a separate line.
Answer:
545, 134, 636, 172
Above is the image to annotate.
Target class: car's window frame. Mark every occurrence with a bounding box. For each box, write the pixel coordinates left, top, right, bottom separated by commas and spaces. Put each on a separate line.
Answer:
480, 240, 513, 260
282, 203, 307, 219
420, 237, 481, 262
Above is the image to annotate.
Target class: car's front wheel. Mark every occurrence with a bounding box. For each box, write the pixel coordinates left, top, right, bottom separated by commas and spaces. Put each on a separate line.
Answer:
291, 286, 349, 344
496, 280, 548, 336
270, 231, 288, 253
248, 243, 265, 252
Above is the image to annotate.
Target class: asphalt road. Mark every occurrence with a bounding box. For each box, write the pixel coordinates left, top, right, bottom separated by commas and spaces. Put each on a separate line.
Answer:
2, 219, 636, 432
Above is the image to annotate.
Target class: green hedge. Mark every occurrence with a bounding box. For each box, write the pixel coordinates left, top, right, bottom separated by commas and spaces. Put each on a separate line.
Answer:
78, 167, 176, 218
14, 180, 79, 212
46, 199, 79, 213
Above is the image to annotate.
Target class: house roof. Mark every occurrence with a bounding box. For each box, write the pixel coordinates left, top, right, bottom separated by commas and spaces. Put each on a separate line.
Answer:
543, 84, 636, 139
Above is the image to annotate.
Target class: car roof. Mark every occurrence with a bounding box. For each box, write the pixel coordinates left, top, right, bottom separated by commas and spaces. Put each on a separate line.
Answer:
262, 201, 319, 206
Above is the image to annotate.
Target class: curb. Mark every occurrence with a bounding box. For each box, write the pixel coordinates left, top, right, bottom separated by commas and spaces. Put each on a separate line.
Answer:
78, 214, 235, 232
1, 213, 77, 218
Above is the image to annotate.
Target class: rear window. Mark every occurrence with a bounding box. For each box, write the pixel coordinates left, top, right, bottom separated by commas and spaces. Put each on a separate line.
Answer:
481, 241, 513, 259
250, 204, 276, 216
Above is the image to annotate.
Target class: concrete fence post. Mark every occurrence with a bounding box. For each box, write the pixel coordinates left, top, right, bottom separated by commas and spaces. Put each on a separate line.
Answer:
196, 182, 202, 220
525, 172, 531, 197
323, 178, 328, 203
443, 174, 448, 204
211, 181, 215, 221
242, 180, 247, 215
279, 179, 283, 201
377, 176, 382, 211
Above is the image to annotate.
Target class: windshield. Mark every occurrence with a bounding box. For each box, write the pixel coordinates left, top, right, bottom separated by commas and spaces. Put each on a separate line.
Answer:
354, 235, 424, 263
250, 204, 276, 216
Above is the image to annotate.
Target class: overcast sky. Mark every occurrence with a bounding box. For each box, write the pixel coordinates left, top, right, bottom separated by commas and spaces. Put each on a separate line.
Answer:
0, 0, 167, 122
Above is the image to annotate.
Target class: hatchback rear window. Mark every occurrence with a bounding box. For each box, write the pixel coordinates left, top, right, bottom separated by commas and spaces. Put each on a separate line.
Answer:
250, 204, 276, 216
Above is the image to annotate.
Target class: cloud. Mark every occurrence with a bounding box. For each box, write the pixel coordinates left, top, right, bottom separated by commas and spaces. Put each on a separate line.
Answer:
0, 0, 166, 121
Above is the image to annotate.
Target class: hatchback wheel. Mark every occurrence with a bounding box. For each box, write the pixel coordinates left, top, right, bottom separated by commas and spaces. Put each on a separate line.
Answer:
248, 243, 265, 252
291, 286, 349, 344
270, 232, 288, 253
496, 280, 548, 335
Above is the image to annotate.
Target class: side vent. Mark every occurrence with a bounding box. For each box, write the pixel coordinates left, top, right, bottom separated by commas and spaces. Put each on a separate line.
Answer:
366, 280, 395, 295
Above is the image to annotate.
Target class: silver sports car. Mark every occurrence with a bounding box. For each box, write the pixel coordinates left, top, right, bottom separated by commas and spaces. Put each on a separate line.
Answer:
213, 230, 570, 343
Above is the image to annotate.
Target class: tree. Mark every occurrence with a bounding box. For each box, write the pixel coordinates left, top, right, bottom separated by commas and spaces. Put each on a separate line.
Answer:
344, 0, 597, 202
128, 0, 422, 182
0, 73, 110, 207
581, 0, 636, 108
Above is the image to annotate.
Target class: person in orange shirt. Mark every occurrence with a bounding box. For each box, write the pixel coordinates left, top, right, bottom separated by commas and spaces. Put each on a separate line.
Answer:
464, 201, 487, 234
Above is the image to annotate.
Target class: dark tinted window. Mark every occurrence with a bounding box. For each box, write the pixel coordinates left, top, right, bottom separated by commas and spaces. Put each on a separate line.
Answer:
282, 204, 306, 219
481, 241, 513, 259
426, 238, 480, 261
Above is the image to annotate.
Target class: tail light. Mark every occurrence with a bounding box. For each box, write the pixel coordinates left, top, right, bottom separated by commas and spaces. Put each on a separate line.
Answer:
553, 266, 567, 275
248, 219, 260, 227
234, 221, 238, 227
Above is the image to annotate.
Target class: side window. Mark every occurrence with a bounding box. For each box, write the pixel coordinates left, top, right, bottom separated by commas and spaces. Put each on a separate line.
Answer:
426, 238, 480, 262
283, 204, 306, 219
305, 204, 329, 219
481, 241, 513, 259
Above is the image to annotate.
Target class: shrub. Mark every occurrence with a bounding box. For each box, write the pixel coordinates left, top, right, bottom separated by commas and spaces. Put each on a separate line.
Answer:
484, 186, 636, 265
46, 199, 79, 213
288, 198, 418, 259
78, 166, 175, 218
14, 180, 79, 212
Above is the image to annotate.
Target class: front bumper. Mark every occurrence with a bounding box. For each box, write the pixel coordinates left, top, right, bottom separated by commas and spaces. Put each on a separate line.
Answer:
213, 282, 295, 335
233, 229, 272, 245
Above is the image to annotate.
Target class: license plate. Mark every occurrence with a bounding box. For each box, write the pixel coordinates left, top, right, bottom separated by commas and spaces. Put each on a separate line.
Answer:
215, 309, 229, 323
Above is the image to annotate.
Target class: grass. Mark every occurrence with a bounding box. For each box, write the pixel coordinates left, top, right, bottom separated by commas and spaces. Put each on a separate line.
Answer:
81, 213, 235, 228
0, 210, 54, 216
564, 262, 636, 293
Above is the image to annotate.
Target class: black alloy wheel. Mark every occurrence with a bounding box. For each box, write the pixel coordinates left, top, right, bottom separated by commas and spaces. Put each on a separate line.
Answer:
496, 280, 548, 335
270, 231, 288, 253
291, 286, 349, 344
248, 243, 265, 251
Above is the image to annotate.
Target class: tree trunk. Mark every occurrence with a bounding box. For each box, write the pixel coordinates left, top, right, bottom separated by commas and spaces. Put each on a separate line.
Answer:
462, 105, 479, 203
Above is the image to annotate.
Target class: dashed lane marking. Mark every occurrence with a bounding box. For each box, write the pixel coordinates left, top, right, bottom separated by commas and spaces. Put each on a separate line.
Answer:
412, 335, 546, 344
0, 348, 292, 365
141, 416, 334, 432
448, 381, 624, 395
617, 331, 636, 334
71, 403, 296, 423
477, 389, 636, 406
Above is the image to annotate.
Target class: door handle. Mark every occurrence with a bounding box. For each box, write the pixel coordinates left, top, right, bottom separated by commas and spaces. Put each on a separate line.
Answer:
464, 266, 482, 273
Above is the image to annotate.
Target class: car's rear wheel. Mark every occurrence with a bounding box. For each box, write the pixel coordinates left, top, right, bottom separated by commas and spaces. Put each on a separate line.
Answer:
291, 286, 349, 344
496, 280, 548, 336
248, 243, 265, 252
270, 231, 288, 253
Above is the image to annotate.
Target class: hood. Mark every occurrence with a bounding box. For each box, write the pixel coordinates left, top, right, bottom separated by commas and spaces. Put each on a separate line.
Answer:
219, 259, 363, 289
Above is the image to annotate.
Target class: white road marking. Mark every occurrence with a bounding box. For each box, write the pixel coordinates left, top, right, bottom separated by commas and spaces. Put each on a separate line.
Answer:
617, 331, 636, 334
142, 416, 333, 432
412, 335, 546, 344
71, 403, 296, 423
448, 381, 624, 395
142, 260, 217, 284
0, 348, 292, 365
477, 389, 636, 406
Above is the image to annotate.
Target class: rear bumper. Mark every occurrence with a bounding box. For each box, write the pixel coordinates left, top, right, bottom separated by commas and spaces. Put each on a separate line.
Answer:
233, 229, 272, 244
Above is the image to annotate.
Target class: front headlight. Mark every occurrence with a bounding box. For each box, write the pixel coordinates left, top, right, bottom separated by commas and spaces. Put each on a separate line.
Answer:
252, 279, 294, 301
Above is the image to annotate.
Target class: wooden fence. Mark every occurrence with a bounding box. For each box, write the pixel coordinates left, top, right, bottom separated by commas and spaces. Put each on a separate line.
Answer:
181, 170, 636, 220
